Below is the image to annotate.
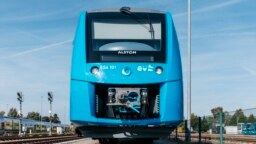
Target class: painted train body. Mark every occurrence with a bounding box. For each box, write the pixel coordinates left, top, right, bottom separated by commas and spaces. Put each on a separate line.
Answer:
70, 7, 183, 140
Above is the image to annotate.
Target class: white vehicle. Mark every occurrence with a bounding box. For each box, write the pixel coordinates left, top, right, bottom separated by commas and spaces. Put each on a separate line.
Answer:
57, 127, 63, 135
225, 126, 238, 134
237, 123, 244, 134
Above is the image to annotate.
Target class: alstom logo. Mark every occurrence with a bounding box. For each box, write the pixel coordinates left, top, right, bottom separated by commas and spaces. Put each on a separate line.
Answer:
118, 50, 137, 55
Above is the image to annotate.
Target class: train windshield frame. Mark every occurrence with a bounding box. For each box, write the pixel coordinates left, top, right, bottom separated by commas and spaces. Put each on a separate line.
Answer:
86, 12, 166, 63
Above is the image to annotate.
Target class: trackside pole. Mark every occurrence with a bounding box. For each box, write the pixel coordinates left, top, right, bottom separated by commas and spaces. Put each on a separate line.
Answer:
187, 0, 192, 142
175, 127, 178, 142
48, 92, 53, 136
185, 120, 189, 141
17, 92, 24, 136
219, 112, 223, 144
199, 117, 202, 144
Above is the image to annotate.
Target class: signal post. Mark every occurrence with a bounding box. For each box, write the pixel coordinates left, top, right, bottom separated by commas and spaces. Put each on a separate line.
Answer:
17, 92, 24, 135
48, 92, 53, 136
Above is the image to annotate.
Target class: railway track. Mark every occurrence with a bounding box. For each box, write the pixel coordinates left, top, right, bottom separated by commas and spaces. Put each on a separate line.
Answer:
174, 133, 256, 143
0, 135, 61, 141
0, 135, 82, 144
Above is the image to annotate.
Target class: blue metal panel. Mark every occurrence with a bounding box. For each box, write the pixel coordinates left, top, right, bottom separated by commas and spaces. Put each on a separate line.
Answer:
70, 80, 95, 121
71, 12, 87, 81
160, 81, 183, 121
166, 12, 182, 81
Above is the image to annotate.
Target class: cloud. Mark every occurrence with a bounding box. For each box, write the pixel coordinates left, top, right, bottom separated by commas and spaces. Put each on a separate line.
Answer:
173, 0, 244, 17
1, 40, 72, 59
243, 66, 256, 76
17, 30, 51, 43
2, 24, 51, 43
0, 3, 82, 22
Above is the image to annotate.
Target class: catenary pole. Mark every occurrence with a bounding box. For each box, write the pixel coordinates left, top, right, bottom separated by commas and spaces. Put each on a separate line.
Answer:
187, 0, 191, 142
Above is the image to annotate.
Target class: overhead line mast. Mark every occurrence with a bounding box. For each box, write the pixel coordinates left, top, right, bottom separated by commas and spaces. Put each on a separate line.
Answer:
187, 0, 192, 142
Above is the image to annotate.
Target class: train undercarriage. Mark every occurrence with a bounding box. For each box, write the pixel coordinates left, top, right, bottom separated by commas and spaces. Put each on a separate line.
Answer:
77, 126, 175, 144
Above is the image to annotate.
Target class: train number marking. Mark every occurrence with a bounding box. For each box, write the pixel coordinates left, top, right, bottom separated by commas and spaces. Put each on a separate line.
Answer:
100, 65, 109, 70
110, 65, 116, 70
100, 65, 116, 70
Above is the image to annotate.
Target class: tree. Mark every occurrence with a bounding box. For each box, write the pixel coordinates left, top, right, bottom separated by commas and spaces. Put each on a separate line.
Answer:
224, 112, 232, 126
191, 113, 199, 132
229, 109, 247, 125
247, 114, 255, 123
0, 111, 5, 116
42, 116, 50, 122
52, 113, 61, 124
206, 116, 214, 129
211, 107, 226, 126
7, 108, 18, 117
26, 112, 41, 120
201, 117, 210, 132
211, 107, 223, 119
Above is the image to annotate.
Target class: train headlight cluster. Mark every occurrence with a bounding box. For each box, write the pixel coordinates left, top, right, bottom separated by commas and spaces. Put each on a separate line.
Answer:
91, 66, 99, 75
155, 66, 163, 74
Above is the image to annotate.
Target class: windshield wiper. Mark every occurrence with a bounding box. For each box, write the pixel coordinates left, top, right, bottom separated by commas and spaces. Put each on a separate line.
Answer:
120, 7, 155, 39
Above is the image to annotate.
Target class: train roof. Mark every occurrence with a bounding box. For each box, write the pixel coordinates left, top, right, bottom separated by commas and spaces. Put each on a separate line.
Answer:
88, 7, 164, 14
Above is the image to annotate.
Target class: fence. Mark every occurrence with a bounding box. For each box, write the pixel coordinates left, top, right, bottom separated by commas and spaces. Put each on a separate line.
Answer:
173, 108, 256, 143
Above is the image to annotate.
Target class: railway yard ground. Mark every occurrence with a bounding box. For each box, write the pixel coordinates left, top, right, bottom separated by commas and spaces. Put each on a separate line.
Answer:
1, 134, 256, 144
59, 138, 179, 144
0, 135, 82, 144
59, 134, 256, 144
55, 134, 256, 144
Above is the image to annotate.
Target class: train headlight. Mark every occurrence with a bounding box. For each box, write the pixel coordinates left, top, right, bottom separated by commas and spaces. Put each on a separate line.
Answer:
155, 66, 163, 74
91, 66, 99, 75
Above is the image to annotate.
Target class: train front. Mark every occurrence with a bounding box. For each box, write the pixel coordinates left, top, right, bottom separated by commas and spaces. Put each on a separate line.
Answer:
70, 7, 183, 139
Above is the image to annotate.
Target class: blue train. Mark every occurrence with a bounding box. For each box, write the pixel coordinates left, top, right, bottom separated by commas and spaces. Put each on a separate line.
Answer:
242, 123, 256, 135
70, 7, 183, 143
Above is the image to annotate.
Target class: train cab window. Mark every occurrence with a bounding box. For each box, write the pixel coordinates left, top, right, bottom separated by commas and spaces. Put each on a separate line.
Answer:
92, 19, 161, 51
87, 12, 166, 63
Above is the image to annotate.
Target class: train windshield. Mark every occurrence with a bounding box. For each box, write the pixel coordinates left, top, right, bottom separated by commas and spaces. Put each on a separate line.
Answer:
87, 12, 166, 63
92, 19, 161, 51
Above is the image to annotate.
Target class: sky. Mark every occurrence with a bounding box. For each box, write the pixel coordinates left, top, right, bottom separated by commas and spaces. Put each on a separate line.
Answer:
0, 0, 255, 123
